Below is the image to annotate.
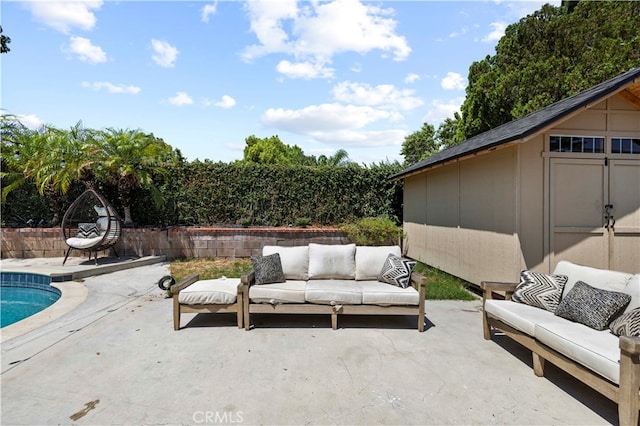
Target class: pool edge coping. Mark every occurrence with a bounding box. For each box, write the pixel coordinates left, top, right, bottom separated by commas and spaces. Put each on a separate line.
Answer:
0, 281, 89, 343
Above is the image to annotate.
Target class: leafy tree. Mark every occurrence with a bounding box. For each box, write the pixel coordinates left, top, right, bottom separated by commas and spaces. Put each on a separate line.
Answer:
458, 0, 640, 139
436, 112, 463, 150
1, 26, 10, 54
400, 123, 438, 165
243, 135, 306, 165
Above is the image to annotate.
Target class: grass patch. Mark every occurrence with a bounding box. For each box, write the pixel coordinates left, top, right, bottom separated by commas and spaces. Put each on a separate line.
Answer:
169, 258, 253, 282
414, 262, 478, 301
170, 258, 478, 301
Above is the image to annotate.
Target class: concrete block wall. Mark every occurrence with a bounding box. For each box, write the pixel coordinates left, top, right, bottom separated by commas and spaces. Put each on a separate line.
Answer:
1, 227, 348, 260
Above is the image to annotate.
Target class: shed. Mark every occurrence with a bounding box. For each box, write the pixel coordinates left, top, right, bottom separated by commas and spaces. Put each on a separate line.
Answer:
392, 67, 640, 285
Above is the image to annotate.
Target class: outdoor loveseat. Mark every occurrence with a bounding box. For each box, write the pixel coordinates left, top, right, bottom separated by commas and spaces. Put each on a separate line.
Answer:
482, 261, 640, 425
241, 243, 427, 331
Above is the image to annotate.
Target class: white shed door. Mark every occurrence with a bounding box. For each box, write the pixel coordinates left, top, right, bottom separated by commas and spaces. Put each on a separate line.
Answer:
550, 158, 640, 273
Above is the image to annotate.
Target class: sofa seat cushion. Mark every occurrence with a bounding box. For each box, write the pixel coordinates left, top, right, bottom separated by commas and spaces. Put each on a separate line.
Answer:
178, 279, 239, 305
359, 281, 419, 306
66, 235, 104, 249
308, 243, 356, 280
262, 246, 309, 280
534, 321, 621, 384
249, 280, 307, 304
355, 246, 401, 280
305, 280, 362, 305
554, 260, 632, 298
484, 299, 557, 336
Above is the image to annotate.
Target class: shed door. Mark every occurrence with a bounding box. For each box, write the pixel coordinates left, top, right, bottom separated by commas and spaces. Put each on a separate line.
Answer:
550, 158, 640, 273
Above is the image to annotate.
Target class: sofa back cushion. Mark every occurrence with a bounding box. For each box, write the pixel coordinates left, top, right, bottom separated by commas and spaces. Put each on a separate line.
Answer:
263, 245, 309, 280
622, 274, 640, 314
308, 243, 356, 280
355, 245, 401, 281
554, 261, 632, 298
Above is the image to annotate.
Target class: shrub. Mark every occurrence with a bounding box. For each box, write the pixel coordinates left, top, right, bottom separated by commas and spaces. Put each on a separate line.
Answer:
340, 216, 404, 246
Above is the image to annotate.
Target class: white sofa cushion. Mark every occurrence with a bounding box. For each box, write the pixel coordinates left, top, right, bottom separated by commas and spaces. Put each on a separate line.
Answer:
178, 279, 239, 305
359, 281, 419, 306
308, 243, 356, 280
622, 274, 640, 314
355, 246, 401, 280
66, 236, 104, 249
249, 280, 307, 304
305, 280, 362, 304
534, 321, 621, 384
263, 246, 309, 280
484, 299, 557, 336
554, 260, 632, 297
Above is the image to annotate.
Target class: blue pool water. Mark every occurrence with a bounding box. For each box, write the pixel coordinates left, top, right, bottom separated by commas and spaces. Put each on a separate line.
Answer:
1, 272, 61, 328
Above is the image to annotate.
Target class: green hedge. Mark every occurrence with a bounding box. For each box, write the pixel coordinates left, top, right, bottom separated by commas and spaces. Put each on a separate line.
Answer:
2, 162, 403, 227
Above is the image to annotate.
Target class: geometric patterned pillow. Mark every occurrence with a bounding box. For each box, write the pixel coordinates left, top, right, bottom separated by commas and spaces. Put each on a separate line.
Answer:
609, 308, 640, 337
511, 270, 568, 313
555, 281, 632, 331
77, 223, 99, 238
251, 253, 286, 285
377, 254, 416, 289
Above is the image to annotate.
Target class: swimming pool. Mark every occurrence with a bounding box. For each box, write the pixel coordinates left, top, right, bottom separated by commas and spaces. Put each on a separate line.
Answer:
1, 272, 61, 328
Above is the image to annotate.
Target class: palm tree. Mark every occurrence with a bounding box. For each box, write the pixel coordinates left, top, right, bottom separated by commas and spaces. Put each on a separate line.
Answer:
97, 128, 174, 226
316, 149, 351, 166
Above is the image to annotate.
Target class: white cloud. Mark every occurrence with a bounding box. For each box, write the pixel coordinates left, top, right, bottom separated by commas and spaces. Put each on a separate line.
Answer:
25, 1, 102, 34
404, 73, 420, 84
81, 81, 140, 94
332, 81, 423, 111
215, 95, 237, 109
67, 36, 107, 64
422, 97, 465, 124
441, 72, 466, 91
167, 92, 193, 106
482, 22, 507, 43
309, 128, 407, 148
242, 0, 411, 79
151, 39, 179, 67
202, 2, 218, 23
448, 26, 469, 39
276, 60, 334, 79
16, 114, 44, 130
263, 103, 396, 134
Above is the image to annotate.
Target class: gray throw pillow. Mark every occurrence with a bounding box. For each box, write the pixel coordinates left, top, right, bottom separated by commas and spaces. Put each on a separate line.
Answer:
377, 254, 416, 289
251, 253, 286, 285
609, 308, 640, 337
555, 281, 631, 330
511, 270, 568, 312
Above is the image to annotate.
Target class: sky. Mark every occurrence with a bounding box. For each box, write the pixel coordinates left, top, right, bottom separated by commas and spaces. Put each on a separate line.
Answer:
2, 0, 560, 165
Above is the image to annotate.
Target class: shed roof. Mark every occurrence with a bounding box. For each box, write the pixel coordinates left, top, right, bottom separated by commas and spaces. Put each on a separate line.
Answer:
392, 66, 640, 180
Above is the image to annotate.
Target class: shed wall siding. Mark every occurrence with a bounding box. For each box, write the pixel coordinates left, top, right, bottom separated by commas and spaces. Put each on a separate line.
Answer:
404, 146, 522, 285
402, 89, 639, 285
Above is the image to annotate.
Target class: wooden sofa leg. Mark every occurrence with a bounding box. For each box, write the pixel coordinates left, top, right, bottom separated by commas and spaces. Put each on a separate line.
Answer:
243, 295, 251, 331
533, 352, 545, 377
618, 343, 640, 426
173, 296, 180, 331
331, 313, 338, 330
482, 313, 492, 340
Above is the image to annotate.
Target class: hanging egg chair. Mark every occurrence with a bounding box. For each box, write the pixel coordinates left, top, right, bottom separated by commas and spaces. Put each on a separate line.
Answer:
61, 188, 122, 265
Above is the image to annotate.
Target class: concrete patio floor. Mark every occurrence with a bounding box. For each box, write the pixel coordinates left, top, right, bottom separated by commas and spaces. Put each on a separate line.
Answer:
0, 258, 618, 425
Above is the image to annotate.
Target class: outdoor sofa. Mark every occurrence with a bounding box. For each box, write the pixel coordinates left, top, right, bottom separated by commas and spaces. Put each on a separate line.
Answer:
240, 243, 427, 331
482, 261, 640, 425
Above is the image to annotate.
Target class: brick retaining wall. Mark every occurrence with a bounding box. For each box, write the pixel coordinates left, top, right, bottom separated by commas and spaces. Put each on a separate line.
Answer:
1, 227, 349, 260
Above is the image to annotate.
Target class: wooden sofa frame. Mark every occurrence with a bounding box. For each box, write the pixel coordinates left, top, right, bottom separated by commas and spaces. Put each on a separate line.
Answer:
481, 281, 640, 426
241, 271, 428, 332
171, 274, 244, 330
